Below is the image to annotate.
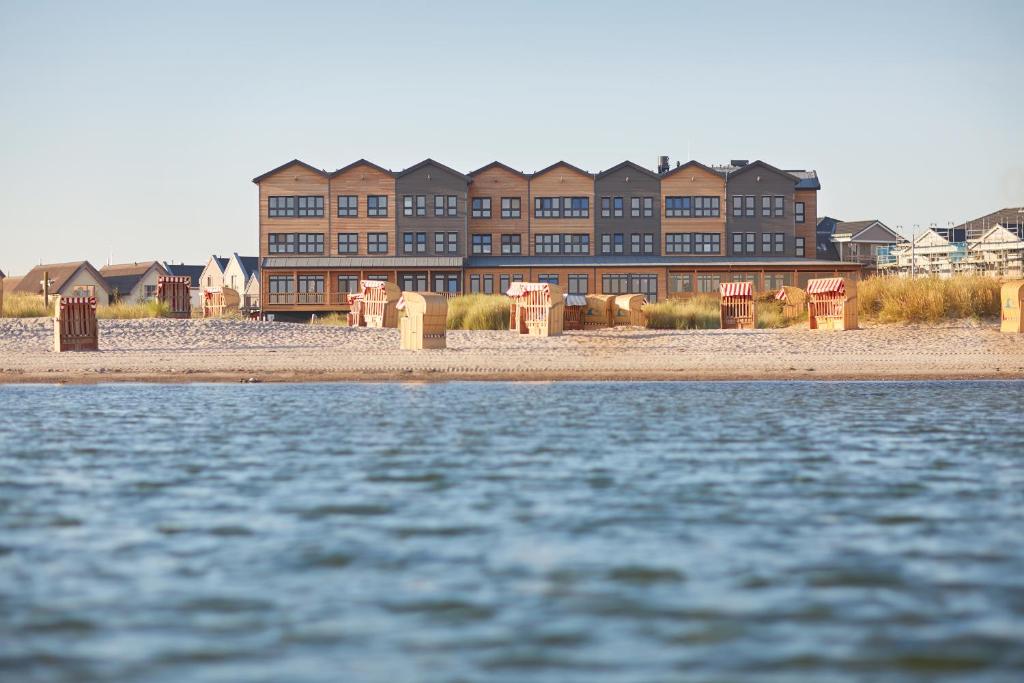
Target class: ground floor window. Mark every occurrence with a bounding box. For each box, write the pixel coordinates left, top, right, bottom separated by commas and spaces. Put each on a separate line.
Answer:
602, 233, 625, 254
69, 285, 96, 298
567, 273, 588, 294
433, 273, 460, 295
538, 273, 559, 285
764, 272, 792, 290
297, 275, 324, 303
730, 272, 760, 289
400, 273, 428, 291
268, 275, 293, 304
144, 285, 157, 300
602, 273, 658, 301
697, 274, 721, 293
498, 273, 524, 294
337, 275, 358, 294
669, 273, 693, 294
468, 274, 495, 293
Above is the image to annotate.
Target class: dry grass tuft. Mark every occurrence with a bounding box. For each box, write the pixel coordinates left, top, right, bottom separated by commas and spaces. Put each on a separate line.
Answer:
1, 293, 49, 318
97, 301, 171, 319
644, 295, 721, 330
446, 294, 509, 330
858, 275, 1001, 323
311, 313, 350, 327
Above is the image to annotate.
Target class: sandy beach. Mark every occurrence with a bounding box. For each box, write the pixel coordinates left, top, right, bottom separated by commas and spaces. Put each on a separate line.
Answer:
0, 317, 1021, 383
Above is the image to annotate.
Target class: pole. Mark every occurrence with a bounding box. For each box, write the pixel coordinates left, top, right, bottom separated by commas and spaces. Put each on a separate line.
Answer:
42, 270, 50, 307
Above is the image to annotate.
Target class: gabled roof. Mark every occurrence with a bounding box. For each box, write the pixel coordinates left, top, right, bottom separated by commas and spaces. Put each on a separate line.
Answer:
100, 261, 167, 296
467, 161, 528, 177
246, 270, 261, 287
397, 158, 470, 181
913, 229, 952, 247
788, 170, 821, 190
231, 253, 260, 281
595, 160, 660, 180
207, 255, 230, 273
954, 207, 1024, 231
13, 261, 112, 295
251, 159, 328, 184
834, 220, 902, 243
330, 158, 394, 178
722, 160, 800, 183
659, 159, 720, 179
163, 263, 205, 286
970, 224, 1023, 245
531, 160, 594, 179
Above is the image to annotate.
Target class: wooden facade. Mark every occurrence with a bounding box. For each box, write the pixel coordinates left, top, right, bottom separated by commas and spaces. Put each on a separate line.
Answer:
254, 157, 839, 315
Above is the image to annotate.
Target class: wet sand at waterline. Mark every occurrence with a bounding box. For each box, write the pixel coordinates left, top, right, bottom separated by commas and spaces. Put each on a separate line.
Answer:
0, 317, 1021, 383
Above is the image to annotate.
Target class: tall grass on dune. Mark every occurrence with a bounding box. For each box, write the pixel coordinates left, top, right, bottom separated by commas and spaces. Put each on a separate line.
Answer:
644, 295, 720, 329
311, 313, 349, 327
446, 294, 509, 330
858, 275, 1001, 323
0, 293, 49, 318
97, 300, 171, 319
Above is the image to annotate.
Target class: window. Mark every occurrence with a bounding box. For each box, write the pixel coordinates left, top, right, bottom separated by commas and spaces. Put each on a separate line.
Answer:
601, 274, 658, 301
774, 233, 785, 253
631, 197, 641, 218
367, 232, 388, 254
297, 275, 324, 303
471, 197, 491, 218
642, 233, 654, 253
338, 195, 358, 217
534, 197, 561, 218
601, 196, 611, 218
563, 197, 589, 218
403, 195, 413, 216
297, 233, 323, 255
694, 196, 720, 217
745, 232, 756, 254
774, 196, 784, 217
269, 195, 323, 218
697, 274, 721, 293
144, 285, 157, 300
761, 196, 771, 217
501, 197, 521, 219
402, 232, 423, 254
447, 195, 458, 217
434, 232, 457, 254
734, 232, 755, 255
694, 233, 721, 254
795, 202, 805, 223
732, 272, 759, 289
434, 195, 445, 216
269, 233, 295, 254
499, 274, 510, 294
269, 233, 323, 254
433, 273, 460, 295
337, 275, 358, 295
469, 274, 480, 293
416, 195, 426, 216
564, 234, 589, 254
669, 273, 693, 294
762, 233, 772, 254
538, 274, 559, 285
367, 195, 387, 217
764, 272, 792, 290
472, 234, 492, 254
666, 196, 691, 217
400, 273, 428, 292
613, 196, 623, 218
482, 274, 494, 294
666, 233, 691, 254
601, 233, 624, 254
535, 234, 561, 254
446, 232, 458, 253
365, 274, 388, 281
501, 234, 521, 255
268, 275, 293, 303
568, 274, 588, 295
796, 237, 805, 257
732, 195, 742, 217
337, 233, 358, 254
643, 196, 654, 217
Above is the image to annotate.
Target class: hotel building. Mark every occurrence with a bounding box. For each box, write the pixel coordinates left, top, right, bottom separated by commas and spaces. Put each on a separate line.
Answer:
254, 156, 858, 316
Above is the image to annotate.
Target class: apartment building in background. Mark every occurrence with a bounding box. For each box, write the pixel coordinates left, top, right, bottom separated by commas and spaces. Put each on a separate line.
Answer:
254, 156, 859, 316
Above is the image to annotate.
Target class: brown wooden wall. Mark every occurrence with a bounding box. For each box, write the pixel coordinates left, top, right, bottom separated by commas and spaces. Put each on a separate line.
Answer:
258, 165, 331, 259
527, 163, 595, 253
468, 165, 529, 246
332, 162, 397, 256
795, 189, 818, 258
660, 164, 727, 249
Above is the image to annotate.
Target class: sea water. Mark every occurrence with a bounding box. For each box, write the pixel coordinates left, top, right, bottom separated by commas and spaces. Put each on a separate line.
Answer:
1, 381, 1022, 682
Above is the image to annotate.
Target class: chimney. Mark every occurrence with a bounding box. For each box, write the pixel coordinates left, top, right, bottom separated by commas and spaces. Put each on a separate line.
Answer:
657, 155, 670, 174
730, 160, 749, 167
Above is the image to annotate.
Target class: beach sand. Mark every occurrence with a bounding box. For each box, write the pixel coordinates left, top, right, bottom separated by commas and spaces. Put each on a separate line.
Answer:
0, 317, 1021, 383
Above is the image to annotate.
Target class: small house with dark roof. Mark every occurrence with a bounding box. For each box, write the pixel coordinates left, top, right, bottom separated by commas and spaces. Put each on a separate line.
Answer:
13, 261, 112, 305
100, 261, 169, 303
197, 255, 231, 293
163, 262, 205, 310
829, 220, 903, 267
223, 253, 258, 295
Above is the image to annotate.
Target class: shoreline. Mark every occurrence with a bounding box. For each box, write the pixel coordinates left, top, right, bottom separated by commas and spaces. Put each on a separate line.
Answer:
1, 317, 1021, 385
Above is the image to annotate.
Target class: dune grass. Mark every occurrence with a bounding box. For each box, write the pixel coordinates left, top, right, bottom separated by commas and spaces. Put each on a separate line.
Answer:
97, 300, 171, 319
446, 294, 509, 330
644, 295, 721, 330
311, 312, 349, 327
858, 275, 1001, 323
1, 293, 50, 318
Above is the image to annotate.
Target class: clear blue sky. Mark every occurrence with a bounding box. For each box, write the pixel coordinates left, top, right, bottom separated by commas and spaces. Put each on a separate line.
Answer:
1, 0, 1021, 276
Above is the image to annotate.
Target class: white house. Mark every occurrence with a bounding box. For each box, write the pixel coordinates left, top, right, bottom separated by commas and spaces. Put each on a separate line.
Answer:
100, 261, 169, 303
965, 225, 1024, 277
197, 255, 230, 294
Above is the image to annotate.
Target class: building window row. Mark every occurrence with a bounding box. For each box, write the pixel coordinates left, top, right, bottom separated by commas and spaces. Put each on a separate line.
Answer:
469, 196, 524, 219
600, 196, 654, 218
535, 233, 589, 254
269, 232, 325, 254
732, 195, 785, 218
602, 273, 658, 302
535, 196, 590, 219
665, 232, 721, 254
470, 233, 523, 255
665, 196, 721, 218
732, 232, 786, 255
402, 231, 458, 254
269, 195, 324, 218
600, 233, 654, 254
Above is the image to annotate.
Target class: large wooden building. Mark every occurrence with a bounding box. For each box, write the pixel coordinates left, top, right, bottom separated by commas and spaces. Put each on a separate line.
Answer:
254, 157, 859, 315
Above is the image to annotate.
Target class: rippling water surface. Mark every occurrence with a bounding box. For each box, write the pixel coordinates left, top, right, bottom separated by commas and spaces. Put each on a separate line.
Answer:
1, 381, 1022, 682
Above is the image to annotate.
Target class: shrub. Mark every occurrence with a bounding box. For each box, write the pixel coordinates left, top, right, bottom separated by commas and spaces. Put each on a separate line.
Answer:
1, 293, 49, 318
858, 275, 1000, 323
446, 294, 509, 330
96, 300, 171, 319
644, 295, 720, 329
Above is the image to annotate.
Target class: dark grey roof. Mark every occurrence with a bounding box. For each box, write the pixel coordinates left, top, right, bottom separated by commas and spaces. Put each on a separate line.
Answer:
252, 159, 328, 184
163, 263, 204, 286
595, 160, 659, 180
262, 257, 464, 269
466, 255, 858, 269
234, 255, 259, 281
397, 158, 470, 181
815, 217, 841, 260
0, 269, 5, 278
953, 207, 1024, 231
104, 274, 144, 296
789, 170, 821, 190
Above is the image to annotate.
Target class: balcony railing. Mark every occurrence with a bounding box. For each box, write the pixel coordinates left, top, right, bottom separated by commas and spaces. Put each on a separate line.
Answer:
270, 289, 464, 306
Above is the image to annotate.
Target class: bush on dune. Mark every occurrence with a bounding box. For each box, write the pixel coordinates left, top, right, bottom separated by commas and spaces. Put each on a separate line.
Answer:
858, 275, 1000, 323
644, 295, 720, 330
446, 294, 509, 330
